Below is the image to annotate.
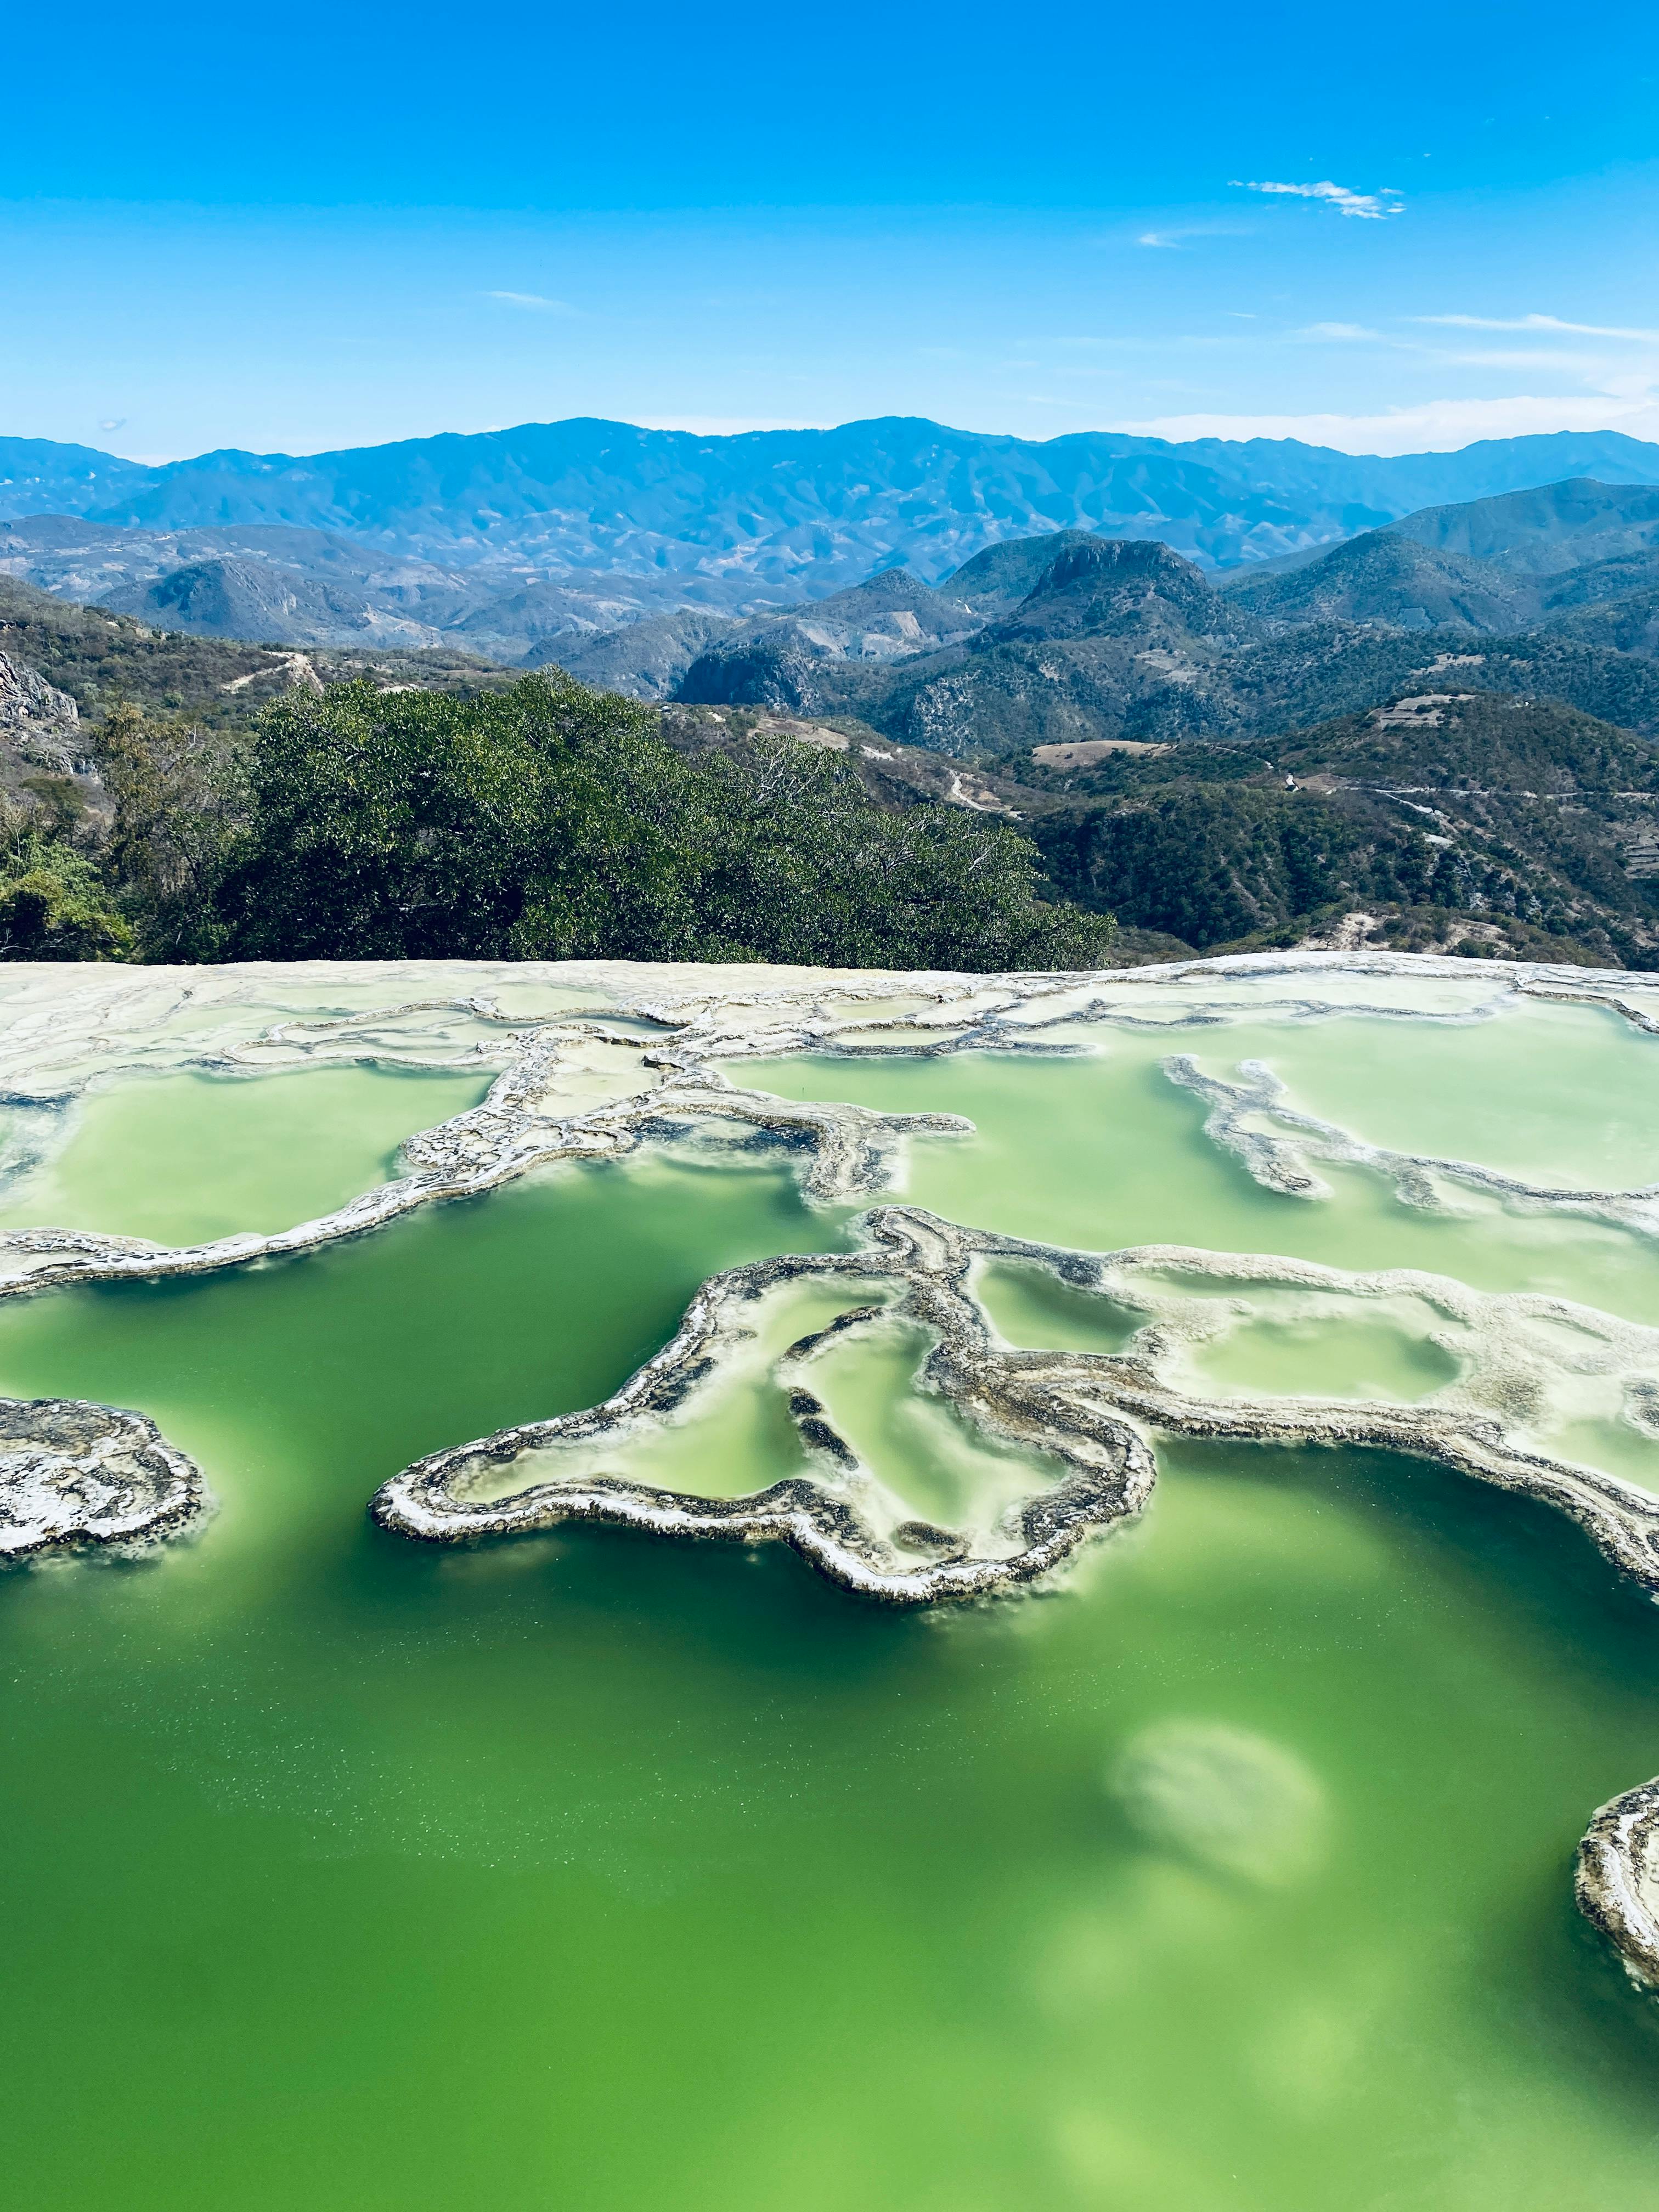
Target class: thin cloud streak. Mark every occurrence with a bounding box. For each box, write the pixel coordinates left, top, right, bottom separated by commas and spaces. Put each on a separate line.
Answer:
1111, 391, 1659, 455
484, 290, 580, 313
1434, 346, 1641, 373
1136, 223, 1238, 249
1232, 179, 1403, 219
1414, 312, 1659, 342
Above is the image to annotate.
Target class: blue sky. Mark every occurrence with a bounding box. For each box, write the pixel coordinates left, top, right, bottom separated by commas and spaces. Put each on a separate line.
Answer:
4, 0, 1656, 461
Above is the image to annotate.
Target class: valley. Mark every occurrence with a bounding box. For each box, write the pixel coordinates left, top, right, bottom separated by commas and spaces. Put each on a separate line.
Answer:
4, 424, 1659, 974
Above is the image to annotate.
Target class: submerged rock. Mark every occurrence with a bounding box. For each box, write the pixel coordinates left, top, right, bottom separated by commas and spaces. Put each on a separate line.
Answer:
1109, 1721, 1327, 1887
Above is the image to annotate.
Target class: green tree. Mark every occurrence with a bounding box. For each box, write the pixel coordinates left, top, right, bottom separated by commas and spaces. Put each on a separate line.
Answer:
207, 673, 1110, 972
687, 737, 1108, 969
95, 699, 245, 958
0, 811, 132, 961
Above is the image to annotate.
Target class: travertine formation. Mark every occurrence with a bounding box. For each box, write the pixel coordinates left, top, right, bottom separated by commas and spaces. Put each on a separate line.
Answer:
0, 1396, 205, 1558
372, 1206, 1659, 1607
4, 947, 1659, 1981
371, 1211, 1158, 1600
1577, 1782, 1659, 1989
6, 947, 1659, 1296
1170, 1053, 1659, 1235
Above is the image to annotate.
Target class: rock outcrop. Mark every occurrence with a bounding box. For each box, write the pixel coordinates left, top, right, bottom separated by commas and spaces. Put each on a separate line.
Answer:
0, 648, 77, 726
0, 648, 80, 761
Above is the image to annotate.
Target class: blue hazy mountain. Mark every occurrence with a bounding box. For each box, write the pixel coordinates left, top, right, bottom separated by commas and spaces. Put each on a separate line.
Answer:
4, 419, 1657, 590
0, 438, 154, 517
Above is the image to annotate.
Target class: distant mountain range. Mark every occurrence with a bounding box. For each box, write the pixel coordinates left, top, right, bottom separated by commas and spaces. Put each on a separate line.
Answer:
0, 513, 789, 663
4, 423, 1659, 759
5, 417, 1659, 589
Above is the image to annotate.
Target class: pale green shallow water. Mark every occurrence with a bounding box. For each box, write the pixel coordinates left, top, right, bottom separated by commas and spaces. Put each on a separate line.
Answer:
0, 1066, 491, 1245
1211, 1000, 1659, 1186
751, 1009, 1659, 1321
980, 1259, 1466, 1404
4, 1003, 1659, 2209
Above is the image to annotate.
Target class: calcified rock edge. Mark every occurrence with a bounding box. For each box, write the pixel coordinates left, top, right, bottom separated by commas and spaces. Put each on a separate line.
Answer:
4, 947, 1659, 1980
371, 1208, 1659, 1600
0, 1396, 204, 1559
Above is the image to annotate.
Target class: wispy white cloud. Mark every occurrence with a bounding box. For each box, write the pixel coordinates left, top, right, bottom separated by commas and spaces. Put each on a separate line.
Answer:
1394, 312, 1659, 414
1414, 312, 1659, 342
484, 290, 579, 313
98, 417, 127, 432
1299, 322, 1383, 341
1137, 224, 1238, 249
1432, 346, 1630, 373
1109, 391, 1659, 456
1232, 179, 1404, 220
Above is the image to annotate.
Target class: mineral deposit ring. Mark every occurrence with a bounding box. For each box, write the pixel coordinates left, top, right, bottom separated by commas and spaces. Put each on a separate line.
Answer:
0, 1396, 208, 1559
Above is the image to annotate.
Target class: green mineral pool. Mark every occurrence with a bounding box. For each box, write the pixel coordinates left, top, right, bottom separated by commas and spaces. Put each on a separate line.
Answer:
4, 963, 1659, 2211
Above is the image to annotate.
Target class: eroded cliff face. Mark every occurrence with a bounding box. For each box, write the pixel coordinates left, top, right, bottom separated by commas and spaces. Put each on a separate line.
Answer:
0, 648, 79, 740
0, 648, 103, 819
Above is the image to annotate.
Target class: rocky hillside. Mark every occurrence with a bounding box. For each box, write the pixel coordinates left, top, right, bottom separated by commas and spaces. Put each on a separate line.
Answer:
100, 556, 445, 652
1026, 692, 1659, 967
1221, 533, 1540, 632
0, 574, 512, 730
0, 648, 103, 814
1391, 478, 1659, 572
534, 609, 740, 700
5, 447, 1658, 693
675, 533, 1659, 754
649, 689, 1659, 969
659, 567, 981, 707
0, 514, 783, 665
1219, 482, 1659, 644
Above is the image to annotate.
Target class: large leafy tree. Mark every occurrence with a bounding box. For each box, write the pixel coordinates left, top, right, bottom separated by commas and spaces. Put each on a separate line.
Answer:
207, 672, 1109, 970
211, 673, 702, 960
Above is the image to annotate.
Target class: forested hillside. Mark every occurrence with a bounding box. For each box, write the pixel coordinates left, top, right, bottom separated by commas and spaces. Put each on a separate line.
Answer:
8, 501, 1659, 973
677, 533, 1659, 751
0, 666, 1104, 969
0, 574, 509, 726
646, 689, 1659, 968
1025, 694, 1659, 964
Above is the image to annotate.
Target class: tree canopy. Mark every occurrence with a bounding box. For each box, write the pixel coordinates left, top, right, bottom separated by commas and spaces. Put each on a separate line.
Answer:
119, 672, 1111, 971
